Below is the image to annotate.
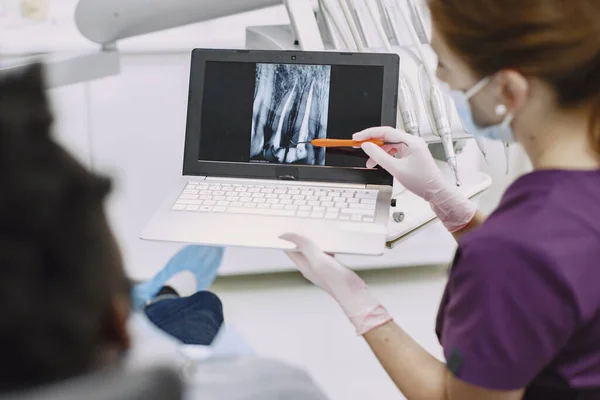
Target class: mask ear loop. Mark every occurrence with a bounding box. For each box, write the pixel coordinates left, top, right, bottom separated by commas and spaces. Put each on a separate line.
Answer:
465, 76, 492, 100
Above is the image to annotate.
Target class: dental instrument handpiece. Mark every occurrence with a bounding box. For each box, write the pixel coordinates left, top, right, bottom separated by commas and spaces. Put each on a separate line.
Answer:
475, 136, 488, 162
338, 0, 364, 51
504, 141, 511, 175
398, 77, 420, 136
430, 85, 461, 186
363, 0, 420, 137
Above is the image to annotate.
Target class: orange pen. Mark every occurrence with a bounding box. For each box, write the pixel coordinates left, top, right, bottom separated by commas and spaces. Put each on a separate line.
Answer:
293, 139, 397, 148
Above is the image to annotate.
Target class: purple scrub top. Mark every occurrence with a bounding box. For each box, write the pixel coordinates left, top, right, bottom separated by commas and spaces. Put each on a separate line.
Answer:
436, 170, 600, 399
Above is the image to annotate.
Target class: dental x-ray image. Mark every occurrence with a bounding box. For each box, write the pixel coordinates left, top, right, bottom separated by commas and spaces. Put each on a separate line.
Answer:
250, 63, 331, 165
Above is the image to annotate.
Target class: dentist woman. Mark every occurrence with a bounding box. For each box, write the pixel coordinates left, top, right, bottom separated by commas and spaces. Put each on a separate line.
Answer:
282, 0, 600, 398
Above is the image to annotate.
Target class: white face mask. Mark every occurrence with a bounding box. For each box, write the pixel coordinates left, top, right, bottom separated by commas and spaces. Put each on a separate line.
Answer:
449, 77, 516, 143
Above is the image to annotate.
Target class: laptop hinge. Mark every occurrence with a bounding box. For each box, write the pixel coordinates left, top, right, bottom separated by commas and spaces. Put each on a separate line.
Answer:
203, 176, 367, 188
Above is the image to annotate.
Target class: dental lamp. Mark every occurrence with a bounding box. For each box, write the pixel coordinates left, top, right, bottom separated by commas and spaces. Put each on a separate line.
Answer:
75, 0, 282, 46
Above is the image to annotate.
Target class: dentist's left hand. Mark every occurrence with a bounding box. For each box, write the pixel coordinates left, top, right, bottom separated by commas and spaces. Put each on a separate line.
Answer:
281, 233, 392, 335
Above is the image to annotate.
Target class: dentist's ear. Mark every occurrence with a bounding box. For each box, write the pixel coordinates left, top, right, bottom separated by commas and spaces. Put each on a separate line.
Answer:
498, 70, 530, 115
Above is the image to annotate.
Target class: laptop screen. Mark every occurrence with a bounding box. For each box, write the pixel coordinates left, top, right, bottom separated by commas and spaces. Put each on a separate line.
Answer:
183, 50, 398, 185
198, 61, 383, 169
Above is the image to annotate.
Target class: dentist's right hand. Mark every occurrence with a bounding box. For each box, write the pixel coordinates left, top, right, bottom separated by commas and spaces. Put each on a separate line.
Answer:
354, 127, 477, 233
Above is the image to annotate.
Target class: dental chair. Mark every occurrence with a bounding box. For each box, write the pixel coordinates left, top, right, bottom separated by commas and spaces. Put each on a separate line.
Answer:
0, 366, 182, 400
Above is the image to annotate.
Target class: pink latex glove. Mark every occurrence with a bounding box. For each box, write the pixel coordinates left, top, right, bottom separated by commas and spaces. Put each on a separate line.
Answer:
354, 127, 477, 233
281, 234, 392, 336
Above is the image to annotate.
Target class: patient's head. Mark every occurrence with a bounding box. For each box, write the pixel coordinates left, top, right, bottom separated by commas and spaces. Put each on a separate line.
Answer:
0, 64, 131, 392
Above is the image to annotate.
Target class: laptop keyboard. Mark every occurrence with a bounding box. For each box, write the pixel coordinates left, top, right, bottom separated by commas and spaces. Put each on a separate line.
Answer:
171, 182, 379, 222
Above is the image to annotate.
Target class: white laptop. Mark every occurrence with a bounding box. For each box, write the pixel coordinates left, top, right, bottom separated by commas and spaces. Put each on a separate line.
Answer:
142, 49, 400, 255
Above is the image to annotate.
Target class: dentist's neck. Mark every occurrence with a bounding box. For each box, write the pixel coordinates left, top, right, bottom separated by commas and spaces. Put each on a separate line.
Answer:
520, 106, 600, 171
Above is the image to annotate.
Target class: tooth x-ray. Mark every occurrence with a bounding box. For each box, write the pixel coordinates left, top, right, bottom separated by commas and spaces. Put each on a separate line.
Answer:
250, 64, 331, 165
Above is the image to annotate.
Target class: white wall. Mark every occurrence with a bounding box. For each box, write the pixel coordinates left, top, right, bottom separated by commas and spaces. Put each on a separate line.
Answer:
88, 54, 192, 279
48, 83, 91, 166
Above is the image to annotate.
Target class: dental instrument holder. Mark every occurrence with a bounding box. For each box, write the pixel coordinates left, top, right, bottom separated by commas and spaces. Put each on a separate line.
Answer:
246, 6, 471, 159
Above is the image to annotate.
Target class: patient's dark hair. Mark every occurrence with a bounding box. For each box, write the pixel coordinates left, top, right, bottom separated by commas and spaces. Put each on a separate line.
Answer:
0, 64, 129, 392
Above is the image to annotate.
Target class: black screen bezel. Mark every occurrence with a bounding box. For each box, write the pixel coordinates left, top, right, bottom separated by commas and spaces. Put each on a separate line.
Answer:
183, 49, 398, 186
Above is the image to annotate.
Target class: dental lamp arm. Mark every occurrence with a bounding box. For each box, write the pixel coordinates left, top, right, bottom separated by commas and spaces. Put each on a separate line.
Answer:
75, 0, 282, 45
